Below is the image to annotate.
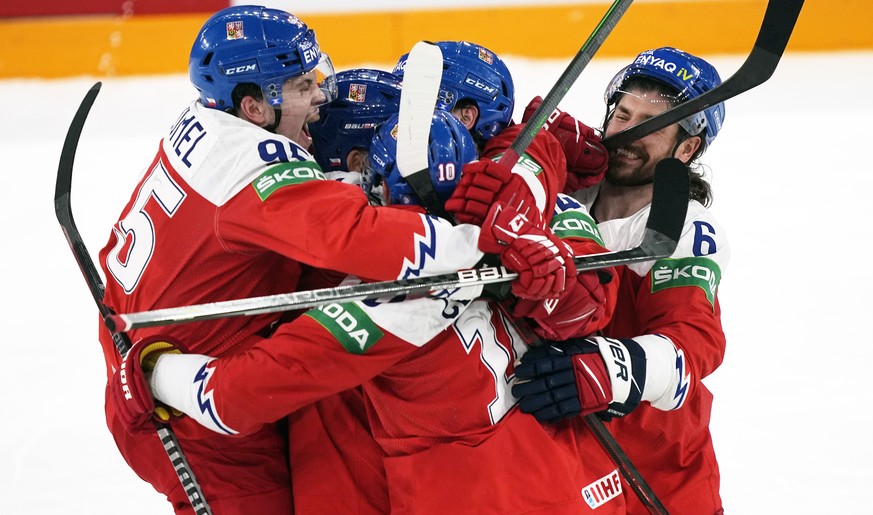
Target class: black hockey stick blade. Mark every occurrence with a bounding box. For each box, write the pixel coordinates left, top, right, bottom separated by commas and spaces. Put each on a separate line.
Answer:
54, 83, 213, 515
602, 0, 804, 150
573, 158, 688, 272
498, 0, 633, 166
54, 82, 108, 313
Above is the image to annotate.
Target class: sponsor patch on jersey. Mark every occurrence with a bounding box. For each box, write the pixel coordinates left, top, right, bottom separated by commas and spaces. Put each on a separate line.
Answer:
550, 210, 605, 247
582, 469, 623, 509
305, 303, 385, 354
252, 161, 326, 201
650, 256, 722, 309
226, 21, 244, 40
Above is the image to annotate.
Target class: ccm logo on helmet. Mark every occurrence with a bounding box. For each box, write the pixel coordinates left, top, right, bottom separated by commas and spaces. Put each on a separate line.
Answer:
463, 74, 498, 96
224, 63, 258, 76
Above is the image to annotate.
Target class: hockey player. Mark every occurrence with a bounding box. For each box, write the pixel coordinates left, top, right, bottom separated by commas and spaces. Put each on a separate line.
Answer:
395, 40, 616, 340
98, 6, 574, 513
308, 67, 402, 193
110, 110, 625, 514
511, 47, 731, 514
291, 67, 402, 512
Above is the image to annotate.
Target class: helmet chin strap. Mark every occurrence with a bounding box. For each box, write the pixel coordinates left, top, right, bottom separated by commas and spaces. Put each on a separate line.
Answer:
263, 107, 282, 133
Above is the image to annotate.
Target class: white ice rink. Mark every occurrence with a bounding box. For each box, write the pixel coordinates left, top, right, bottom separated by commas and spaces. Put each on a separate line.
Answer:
1, 50, 871, 514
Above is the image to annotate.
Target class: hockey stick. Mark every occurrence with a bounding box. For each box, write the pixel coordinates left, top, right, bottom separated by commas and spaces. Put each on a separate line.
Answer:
395, 41, 455, 221
498, 0, 633, 167
602, 0, 804, 150
104, 161, 686, 333
54, 82, 213, 515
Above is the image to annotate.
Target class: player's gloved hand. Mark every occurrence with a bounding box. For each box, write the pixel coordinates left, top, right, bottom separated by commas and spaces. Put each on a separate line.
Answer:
445, 159, 536, 226
478, 198, 575, 299
512, 337, 646, 423
512, 339, 611, 423
522, 96, 608, 191
109, 337, 185, 434
512, 269, 612, 340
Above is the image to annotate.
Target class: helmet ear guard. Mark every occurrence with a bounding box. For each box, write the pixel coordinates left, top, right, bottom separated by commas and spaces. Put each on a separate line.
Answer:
604, 47, 725, 146
189, 6, 336, 111
366, 110, 479, 206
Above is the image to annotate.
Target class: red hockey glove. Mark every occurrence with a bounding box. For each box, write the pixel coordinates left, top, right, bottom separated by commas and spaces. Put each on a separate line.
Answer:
109, 337, 184, 434
512, 269, 612, 340
512, 337, 646, 423
445, 159, 537, 226
478, 199, 575, 299
522, 96, 608, 192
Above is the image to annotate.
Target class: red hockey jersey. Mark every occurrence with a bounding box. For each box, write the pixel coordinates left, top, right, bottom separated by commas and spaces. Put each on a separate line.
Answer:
98, 101, 484, 377
575, 184, 731, 514
148, 125, 625, 513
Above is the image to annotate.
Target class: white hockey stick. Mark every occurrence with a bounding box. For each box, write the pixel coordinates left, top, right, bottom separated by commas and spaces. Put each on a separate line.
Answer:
394, 41, 454, 220
104, 158, 688, 333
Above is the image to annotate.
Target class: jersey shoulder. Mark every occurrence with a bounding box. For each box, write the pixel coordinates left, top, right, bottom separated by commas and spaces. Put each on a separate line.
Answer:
161, 101, 318, 206
598, 199, 730, 277
626, 200, 730, 286
673, 200, 730, 268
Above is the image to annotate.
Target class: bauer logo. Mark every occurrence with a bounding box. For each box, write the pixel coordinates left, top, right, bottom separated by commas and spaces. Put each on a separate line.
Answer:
253, 161, 325, 200
582, 469, 622, 509
651, 257, 722, 308
306, 303, 384, 354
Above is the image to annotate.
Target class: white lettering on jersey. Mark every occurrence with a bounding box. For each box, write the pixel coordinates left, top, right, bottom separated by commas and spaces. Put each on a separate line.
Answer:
453, 302, 526, 424
582, 469, 623, 509
106, 160, 186, 293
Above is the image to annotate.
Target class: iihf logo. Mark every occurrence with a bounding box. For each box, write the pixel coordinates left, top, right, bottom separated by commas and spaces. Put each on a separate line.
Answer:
581, 470, 622, 508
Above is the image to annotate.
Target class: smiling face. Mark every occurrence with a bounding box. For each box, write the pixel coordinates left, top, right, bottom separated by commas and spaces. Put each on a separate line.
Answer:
603, 85, 700, 188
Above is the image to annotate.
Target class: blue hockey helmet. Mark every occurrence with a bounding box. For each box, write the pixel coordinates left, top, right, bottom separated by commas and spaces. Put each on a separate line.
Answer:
308, 68, 402, 173
604, 46, 725, 146
189, 5, 337, 111
393, 41, 515, 142
366, 109, 478, 206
